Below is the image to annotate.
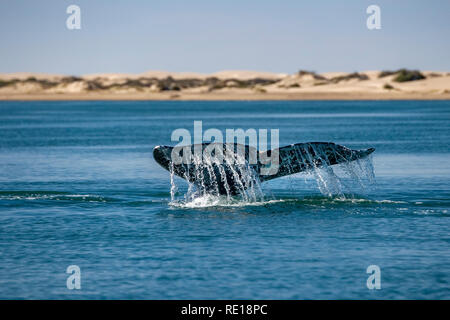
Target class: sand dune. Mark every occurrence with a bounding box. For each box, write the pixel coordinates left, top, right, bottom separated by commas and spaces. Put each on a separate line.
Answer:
1, 70, 449, 100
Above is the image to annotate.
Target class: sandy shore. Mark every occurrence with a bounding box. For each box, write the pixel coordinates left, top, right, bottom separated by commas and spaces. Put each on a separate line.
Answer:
1, 70, 449, 101
2, 91, 450, 101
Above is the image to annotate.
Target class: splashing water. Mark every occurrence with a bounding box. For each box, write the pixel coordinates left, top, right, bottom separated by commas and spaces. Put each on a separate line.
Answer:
169, 148, 267, 207
168, 143, 376, 208
305, 155, 376, 198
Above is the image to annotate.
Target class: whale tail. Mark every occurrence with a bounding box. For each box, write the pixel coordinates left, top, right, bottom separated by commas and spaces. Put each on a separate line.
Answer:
258, 142, 375, 181
153, 142, 375, 195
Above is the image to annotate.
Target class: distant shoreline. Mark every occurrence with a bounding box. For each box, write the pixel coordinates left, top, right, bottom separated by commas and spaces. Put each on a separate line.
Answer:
1, 92, 449, 101
1, 69, 449, 101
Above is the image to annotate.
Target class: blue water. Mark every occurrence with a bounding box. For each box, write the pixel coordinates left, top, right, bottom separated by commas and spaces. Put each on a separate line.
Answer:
0, 100, 449, 299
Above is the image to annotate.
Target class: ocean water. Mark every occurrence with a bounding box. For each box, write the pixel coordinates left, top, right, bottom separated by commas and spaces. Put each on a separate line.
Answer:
0, 100, 449, 299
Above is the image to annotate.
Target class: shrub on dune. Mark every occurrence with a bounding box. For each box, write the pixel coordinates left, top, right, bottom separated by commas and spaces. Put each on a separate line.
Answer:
330, 72, 369, 83
378, 69, 426, 82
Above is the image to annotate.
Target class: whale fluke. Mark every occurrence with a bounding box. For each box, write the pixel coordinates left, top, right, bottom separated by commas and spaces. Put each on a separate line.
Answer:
153, 142, 375, 195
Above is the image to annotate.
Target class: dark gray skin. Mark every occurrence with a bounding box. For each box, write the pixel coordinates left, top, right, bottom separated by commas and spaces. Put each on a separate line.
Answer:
153, 142, 375, 196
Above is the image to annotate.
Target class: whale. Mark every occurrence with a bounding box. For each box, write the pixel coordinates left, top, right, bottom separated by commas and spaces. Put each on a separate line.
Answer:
153, 142, 375, 196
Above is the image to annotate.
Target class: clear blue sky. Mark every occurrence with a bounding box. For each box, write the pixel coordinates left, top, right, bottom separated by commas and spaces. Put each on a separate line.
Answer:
1, 0, 449, 75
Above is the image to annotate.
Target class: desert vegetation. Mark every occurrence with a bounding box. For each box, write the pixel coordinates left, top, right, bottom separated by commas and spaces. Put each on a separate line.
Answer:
0, 76, 279, 93
378, 69, 426, 82
330, 72, 369, 83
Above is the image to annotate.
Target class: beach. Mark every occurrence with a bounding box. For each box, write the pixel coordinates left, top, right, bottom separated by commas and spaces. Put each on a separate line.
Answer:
1, 70, 449, 100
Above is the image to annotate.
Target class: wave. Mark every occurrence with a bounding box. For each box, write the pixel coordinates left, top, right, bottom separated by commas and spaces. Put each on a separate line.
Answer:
170, 194, 286, 208
1, 191, 446, 214
0, 191, 114, 203
168, 193, 408, 209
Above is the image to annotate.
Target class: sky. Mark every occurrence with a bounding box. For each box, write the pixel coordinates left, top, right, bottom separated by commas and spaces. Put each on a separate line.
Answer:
0, 0, 449, 75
